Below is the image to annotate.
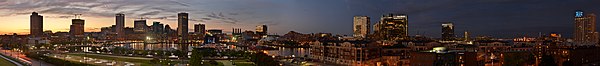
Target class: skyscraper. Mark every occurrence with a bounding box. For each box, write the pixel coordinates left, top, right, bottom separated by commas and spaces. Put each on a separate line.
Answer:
375, 14, 408, 40
464, 31, 470, 41
256, 25, 267, 35
116, 13, 124, 38
30, 12, 43, 37
194, 24, 205, 35
178, 12, 189, 40
134, 19, 147, 33
152, 21, 164, 34
165, 25, 173, 34
70, 19, 85, 37
573, 10, 598, 44
353, 16, 370, 38
442, 22, 454, 41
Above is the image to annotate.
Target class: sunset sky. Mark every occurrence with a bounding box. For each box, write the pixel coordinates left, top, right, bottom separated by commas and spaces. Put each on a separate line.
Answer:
1, 0, 600, 38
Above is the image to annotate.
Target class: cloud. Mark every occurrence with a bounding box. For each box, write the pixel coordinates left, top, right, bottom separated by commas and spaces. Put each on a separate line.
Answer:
45, 15, 74, 19
0, 0, 192, 19
203, 12, 240, 24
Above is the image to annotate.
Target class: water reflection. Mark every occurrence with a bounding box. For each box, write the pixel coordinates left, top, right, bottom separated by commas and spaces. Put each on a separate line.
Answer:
265, 47, 310, 57
113, 43, 201, 51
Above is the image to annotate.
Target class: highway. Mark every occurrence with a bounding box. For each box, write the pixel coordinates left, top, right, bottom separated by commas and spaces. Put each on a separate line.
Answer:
0, 49, 54, 66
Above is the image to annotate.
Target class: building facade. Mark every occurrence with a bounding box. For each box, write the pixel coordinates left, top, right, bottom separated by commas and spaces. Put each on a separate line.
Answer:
256, 25, 267, 36
375, 14, 408, 41
194, 24, 205, 35
70, 19, 85, 37
573, 10, 598, 45
309, 40, 381, 66
116, 13, 125, 39
353, 16, 370, 38
442, 22, 454, 41
134, 19, 147, 33
30, 12, 43, 37
178, 13, 189, 40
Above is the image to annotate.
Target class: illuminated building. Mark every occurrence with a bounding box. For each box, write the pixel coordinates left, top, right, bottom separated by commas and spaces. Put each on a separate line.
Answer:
573, 10, 598, 45
353, 16, 370, 38
464, 31, 470, 41
70, 19, 85, 37
309, 40, 381, 66
375, 14, 408, 41
115, 13, 125, 38
205, 29, 224, 44
30, 12, 43, 37
513, 37, 535, 42
256, 24, 267, 35
194, 24, 205, 35
134, 19, 147, 33
178, 12, 189, 40
410, 47, 480, 66
442, 22, 454, 41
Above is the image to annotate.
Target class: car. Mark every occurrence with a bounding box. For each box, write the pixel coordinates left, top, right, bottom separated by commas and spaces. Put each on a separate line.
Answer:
146, 55, 153, 57
106, 62, 116, 65
125, 63, 135, 66
94, 61, 103, 64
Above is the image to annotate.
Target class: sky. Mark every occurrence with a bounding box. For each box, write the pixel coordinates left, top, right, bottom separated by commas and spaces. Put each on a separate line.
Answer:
0, 0, 599, 38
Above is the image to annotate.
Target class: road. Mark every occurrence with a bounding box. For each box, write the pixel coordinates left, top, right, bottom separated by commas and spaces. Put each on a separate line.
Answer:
68, 53, 152, 60
0, 49, 54, 66
0, 52, 20, 66
47, 54, 140, 66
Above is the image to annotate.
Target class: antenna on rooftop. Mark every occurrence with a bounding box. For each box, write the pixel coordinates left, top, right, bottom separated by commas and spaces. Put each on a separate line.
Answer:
138, 17, 148, 20
74, 14, 82, 19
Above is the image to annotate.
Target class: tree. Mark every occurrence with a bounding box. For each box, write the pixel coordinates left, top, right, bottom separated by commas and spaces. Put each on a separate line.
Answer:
540, 55, 557, 66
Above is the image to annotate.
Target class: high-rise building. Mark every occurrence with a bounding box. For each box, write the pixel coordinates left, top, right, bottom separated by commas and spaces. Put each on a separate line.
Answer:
256, 25, 267, 35
165, 25, 173, 34
441, 22, 454, 41
134, 19, 147, 33
194, 24, 205, 35
464, 31, 470, 41
178, 12, 189, 40
70, 19, 85, 37
573, 10, 598, 44
151, 22, 164, 34
30, 12, 43, 37
375, 14, 408, 40
353, 16, 370, 38
115, 13, 125, 38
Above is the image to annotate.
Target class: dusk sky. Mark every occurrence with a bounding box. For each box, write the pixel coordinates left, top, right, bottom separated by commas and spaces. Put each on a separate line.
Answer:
1, 0, 599, 38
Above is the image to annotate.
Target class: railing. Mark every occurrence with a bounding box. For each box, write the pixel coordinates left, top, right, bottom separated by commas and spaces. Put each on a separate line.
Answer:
0, 51, 28, 66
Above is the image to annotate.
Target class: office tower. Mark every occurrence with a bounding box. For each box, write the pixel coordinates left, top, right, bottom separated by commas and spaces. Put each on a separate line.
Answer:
441, 22, 454, 41
70, 19, 85, 37
464, 31, 469, 41
134, 19, 147, 33
115, 13, 124, 38
165, 25, 173, 34
232, 28, 242, 35
178, 12, 189, 40
152, 22, 164, 34
375, 14, 408, 40
30, 12, 43, 37
256, 24, 267, 35
194, 24, 205, 35
353, 16, 370, 38
573, 10, 598, 44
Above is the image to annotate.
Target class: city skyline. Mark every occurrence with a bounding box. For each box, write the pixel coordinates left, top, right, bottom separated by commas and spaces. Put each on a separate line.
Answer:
2, 0, 600, 66
1, 0, 600, 38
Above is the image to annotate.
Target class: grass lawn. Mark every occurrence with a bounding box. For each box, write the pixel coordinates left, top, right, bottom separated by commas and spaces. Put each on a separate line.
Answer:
68, 53, 154, 66
232, 60, 255, 66
233, 62, 254, 66
0, 57, 17, 66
